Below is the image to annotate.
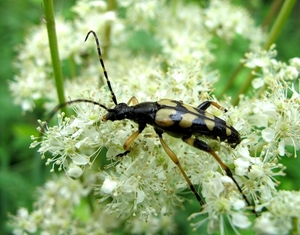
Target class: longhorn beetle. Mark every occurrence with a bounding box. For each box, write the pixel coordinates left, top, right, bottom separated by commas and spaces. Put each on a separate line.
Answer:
44, 30, 255, 214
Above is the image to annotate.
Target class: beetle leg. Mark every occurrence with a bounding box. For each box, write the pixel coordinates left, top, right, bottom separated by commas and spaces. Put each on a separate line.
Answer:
182, 137, 254, 210
116, 124, 145, 157
158, 134, 205, 208
197, 101, 227, 112
115, 130, 140, 157
127, 96, 139, 105
123, 130, 141, 150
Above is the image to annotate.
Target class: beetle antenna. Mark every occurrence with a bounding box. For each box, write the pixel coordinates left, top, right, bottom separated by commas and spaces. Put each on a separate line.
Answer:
85, 30, 118, 105
40, 99, 108, 134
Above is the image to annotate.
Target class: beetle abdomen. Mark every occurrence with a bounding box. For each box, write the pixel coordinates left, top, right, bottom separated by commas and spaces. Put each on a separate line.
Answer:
154, 99, 240, 146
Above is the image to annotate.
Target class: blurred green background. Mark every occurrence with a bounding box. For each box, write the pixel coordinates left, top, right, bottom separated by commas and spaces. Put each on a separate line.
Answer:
0, 0, 299, 234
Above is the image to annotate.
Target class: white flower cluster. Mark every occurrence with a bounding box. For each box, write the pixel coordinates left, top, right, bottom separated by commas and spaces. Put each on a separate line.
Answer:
8, 176, 127, 235
235, 46, 300, 234
202, 0, 265, 48
10, 0, 300, 234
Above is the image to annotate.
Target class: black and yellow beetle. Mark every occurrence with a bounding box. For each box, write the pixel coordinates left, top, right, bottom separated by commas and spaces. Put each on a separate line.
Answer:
45, 30, 254, 213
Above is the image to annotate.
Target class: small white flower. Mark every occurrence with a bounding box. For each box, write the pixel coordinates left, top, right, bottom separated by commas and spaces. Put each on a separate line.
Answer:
254, 190, 300, 235
10, 208, 37, 235
101, 176, 118, 195
289, 57, 300, 71
252, 77, 265, 89
202, 172, 225, 198
254, 212, 278, 235
66, 164, 84, 179
231, 212, 251, 229
262, 127, 276, 142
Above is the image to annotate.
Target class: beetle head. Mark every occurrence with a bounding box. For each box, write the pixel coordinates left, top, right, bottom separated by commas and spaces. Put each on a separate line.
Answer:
102, 103, 130, 121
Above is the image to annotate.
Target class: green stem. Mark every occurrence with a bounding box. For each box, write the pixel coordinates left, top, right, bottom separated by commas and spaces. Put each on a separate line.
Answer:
219, 1, 282, 99
99, 0, 116, 87
291, 217, 299, 235
262, 0, 283, 29
171, 0, 178, 16
264, 0, 297, 50
43, 0, 66, 113
232, 0, 297, 106
102, 0, 116, 59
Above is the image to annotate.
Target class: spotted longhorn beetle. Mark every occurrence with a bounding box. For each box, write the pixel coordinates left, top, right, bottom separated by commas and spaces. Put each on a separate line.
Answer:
45, 30, 255, 214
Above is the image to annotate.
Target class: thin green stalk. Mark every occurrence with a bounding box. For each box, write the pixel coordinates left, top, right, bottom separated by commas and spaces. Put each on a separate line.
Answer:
232, 0, 297, 105
291, 217, 299, 235
218, 0, 282, 99
102, 0, 116, 59
43, 0, 66, 113
264, 0, 297, 50
262, 0, 283, 29
99, 0, 116, 87
171, 0, 178, 16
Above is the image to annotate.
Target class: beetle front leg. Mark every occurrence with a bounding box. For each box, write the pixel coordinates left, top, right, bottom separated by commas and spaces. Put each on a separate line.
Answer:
127, 96, 139, 105
157, 134, 205, 209
116, 130, 140, 157
182, 137, 256, 214
116, 123, 145, 157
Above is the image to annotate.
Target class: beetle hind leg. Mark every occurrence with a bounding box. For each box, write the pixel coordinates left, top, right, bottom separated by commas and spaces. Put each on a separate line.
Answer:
157, 134, 205, 209
197, 101, 227, 112
182, 137, 255, 213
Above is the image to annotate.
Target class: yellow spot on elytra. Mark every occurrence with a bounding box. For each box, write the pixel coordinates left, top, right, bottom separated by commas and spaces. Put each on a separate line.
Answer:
155, 108, 176, 127
226, 127, 232, 136
203, 112, 215, 120
179, 113, 198, 128
204, 118, 215, 131
181, 103, 199, 113
157, 99, 177, 107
